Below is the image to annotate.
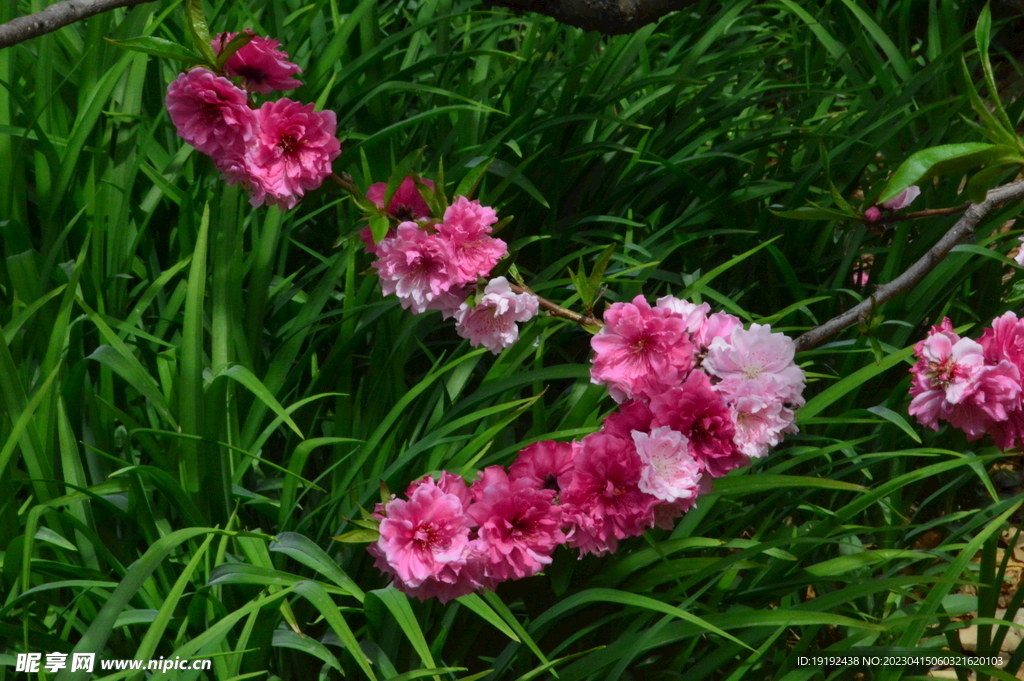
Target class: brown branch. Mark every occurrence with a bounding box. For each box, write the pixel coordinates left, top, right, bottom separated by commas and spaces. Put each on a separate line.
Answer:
797, 180, 1024, 353
510, 283, 602, 327
867, 202, 971, 226
483, 0, 702, 35
0, 0, 158, 50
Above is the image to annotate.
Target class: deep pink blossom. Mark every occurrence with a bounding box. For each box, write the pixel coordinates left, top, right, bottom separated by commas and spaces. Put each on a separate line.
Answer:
406, 472, 472, 511
908, 319, 1022, 440
509, 440, 577, 493
214, 32, 302, 94
371, 477, 472, 594
864, 206, 882, 222
166, 68, 257, 158
649, 371, 747, 477
704, 323, 805, 403
600, 399, 654, 440
981, 311, 1024, 371
368, 177, 435, 221
246, 99, 341, 209
436, 197, 507, 284
590, 295, 695, 402
454, 277, 539, 353
561, 432, 658, 556
467, 468, 565, 581
373, 223, 462, 314
631, 426, 702, 503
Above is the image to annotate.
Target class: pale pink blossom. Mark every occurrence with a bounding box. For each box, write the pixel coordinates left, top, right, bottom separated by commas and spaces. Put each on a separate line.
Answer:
561, 432, 658, 556
509, 440, 576, 493
1014, 237, 1024, 267
372, 477, 472, 591
631, 426, 702, 503
467, 468, 565, 582
246, 99, 341, 209
454, 277, 539, 353
436, 197, 507, 283
373, 223, 462, 314
424, 284, 472, 320
981, 311, 1024, 371
656, 296, 710, 335
881, 185, 921, 211
704, 323, 805, 402
590, 295, 695, 402
213, 32, 302, 94
649, 371, 747, 477
724, 389, 794, 459
165, 68, 257, 158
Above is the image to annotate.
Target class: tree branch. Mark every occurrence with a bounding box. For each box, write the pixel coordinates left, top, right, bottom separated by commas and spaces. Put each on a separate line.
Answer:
796, 180, 1024, 353
0, 0, 157, 50
483, 0, 701, 35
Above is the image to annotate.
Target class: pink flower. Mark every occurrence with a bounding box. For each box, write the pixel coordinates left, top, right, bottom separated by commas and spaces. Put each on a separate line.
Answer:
436, 197, 507, 284
372, 223, 461, 314
631, 426, 702, 503
1014, 237, 1024, 267
214, 32, 302, 94
371, 477, 472, 591
864, 206, 882, 222
454, 277, 539, 354
246, 99, 341, 209
561, 432, 658, 556
908, 318, 1022, 441
852, 269, 870, 287
360, 177, 437, 255
724, 389, 794, 459
694, 312, 742, 351
590, 295, 695, 402
509, 440, 577, 493
704, 323, 805, 403
649, 371, 747, 477
600, 399, 654, 440
367, 177, 435, 221
881, 185, 921, 211
981, 311, 1024, 372
406, 472, 473, 511
165, 68, 257, 158
467, 468, 565, 582
656, 296, 710, 335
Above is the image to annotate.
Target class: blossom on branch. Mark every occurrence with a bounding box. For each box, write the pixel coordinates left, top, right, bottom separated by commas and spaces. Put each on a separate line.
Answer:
454, 277, 539, 354
214, 31, 303, 94
166, 68, 256, 158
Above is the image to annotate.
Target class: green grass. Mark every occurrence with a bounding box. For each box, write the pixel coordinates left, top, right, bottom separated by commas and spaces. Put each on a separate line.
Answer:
2, 0, 1024, 679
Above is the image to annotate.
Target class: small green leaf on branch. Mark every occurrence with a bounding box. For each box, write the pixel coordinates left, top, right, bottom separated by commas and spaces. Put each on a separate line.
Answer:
214, 31, 255, 70
332, 529, 380, 544
106, 37, 206, 65
185, 0, 218, 67
879, 143, 1023, 204
457, 156, 495, 200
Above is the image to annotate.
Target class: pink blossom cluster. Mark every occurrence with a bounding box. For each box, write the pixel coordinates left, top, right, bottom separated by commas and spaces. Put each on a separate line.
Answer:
364, 177, 537, 354
165, 33, 339, 210
368, 466, 565, 603
369, 295, 806, 602
909, 315, 1024, 449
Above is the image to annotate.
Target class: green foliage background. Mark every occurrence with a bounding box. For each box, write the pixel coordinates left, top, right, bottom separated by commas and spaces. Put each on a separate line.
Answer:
2, 0, 1024, 679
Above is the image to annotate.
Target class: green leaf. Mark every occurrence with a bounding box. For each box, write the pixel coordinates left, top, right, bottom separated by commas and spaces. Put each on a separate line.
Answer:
370, 214, 390, 244
771, 207, 855, 222
214, 31, 255, 70
105, 37, 206, 65
184, 0, 217, 67
215, 364, 304, 438
879, 143, 1023, 204
456, 156, 495, 200
713, 474, 868, 496
866, 405, 922, 443
367, 588, 436, 670
269, 532, 365, 601
967, 164, 1017, 204
331, 528, 379, 543
950, 243, 1021, 268
456, 593, 521, 642
797, 343, 917, 422
587, 244, 616, 300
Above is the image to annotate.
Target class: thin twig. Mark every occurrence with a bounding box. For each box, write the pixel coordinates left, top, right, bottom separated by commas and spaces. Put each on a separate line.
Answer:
510, 283, 601, 327
0, 0, 157, 50
797, 180, 1024, 352
867, 202, 971, 226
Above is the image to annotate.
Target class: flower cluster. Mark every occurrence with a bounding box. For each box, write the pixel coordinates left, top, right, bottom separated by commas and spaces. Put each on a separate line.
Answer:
364, 176, 538, 354
368, 295, 806, 601
165, 32, 340, 210
864, 185, 921, 223
909, 315, 1024, 449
